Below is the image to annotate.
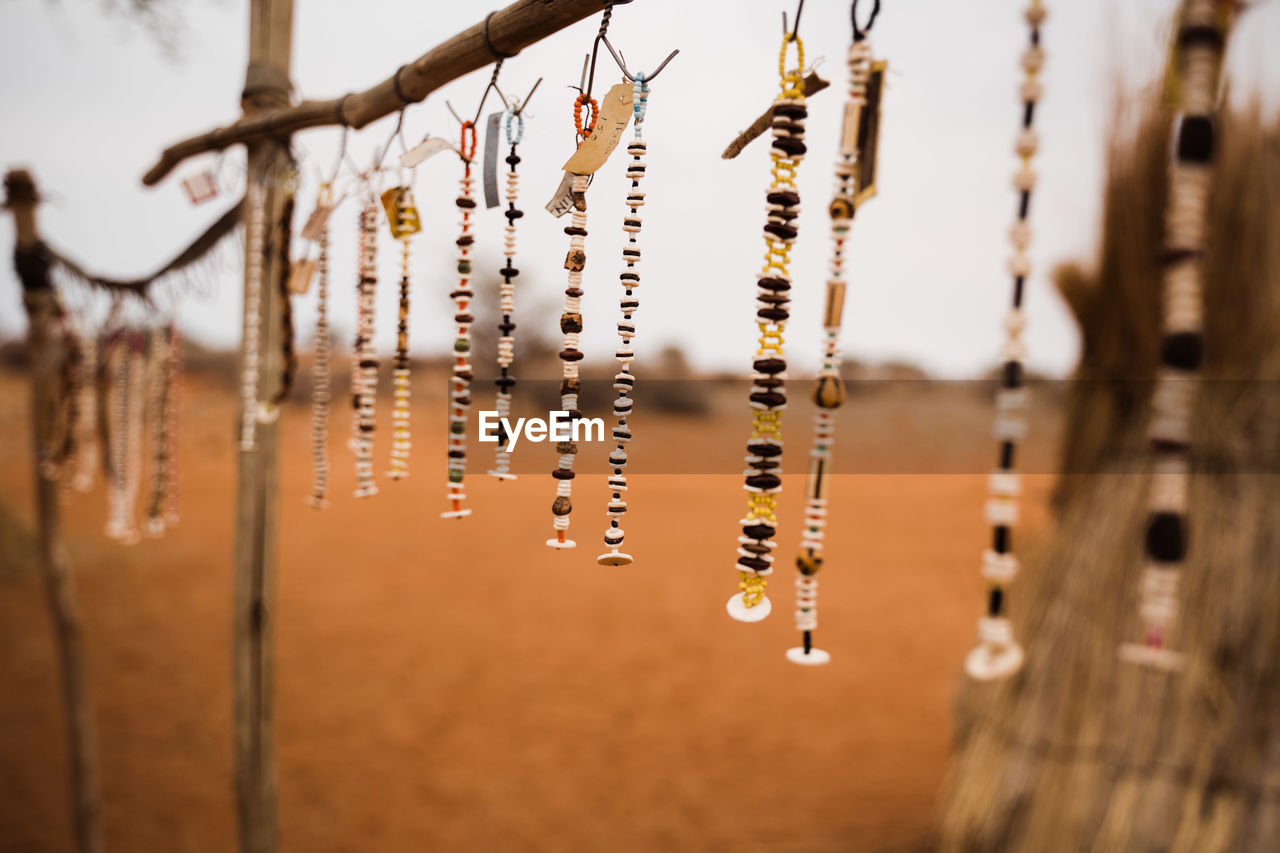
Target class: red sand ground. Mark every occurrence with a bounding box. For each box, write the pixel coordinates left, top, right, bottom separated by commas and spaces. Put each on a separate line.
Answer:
0, 371, 1055, 851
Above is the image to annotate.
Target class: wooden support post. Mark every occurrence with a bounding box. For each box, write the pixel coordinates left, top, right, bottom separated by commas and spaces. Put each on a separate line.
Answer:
232, 2, 292, 851
6, 168, 105, 853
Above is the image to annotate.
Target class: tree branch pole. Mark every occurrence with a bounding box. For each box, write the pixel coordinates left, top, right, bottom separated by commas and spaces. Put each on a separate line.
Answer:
233, 1, 291, 850
6, 168, 105, 853
142, 0, 616, 186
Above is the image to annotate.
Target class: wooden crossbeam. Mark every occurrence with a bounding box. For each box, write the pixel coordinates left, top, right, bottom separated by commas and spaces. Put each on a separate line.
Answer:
142, 0, 612, 186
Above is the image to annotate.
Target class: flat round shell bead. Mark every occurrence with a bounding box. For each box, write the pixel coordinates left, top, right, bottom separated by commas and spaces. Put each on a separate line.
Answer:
964, 638, 1025, 681
785, 646, 831, 666
596, 551, 634, 566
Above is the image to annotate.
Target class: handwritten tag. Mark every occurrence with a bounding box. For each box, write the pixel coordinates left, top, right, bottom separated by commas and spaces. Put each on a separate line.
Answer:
400, 136, 454, 168
483, 111, 503, 209
288, 258, 315, 295
299, 202, 333, 242
545, 171, 577, 218
562, 82, 634, 175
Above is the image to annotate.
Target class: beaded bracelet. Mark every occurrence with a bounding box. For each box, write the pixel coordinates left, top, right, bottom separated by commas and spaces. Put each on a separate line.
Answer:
488, 104, 526, 481
307, 190, 332, 509
352, 196, 380, 499
1119, 0, 1234, 672
787, 35, 883, 665
240, 181, 266, 453
384, 186, 420, 481
547, 171, 590, 548
727, 30, 808, 622
597, 72, 651, 567
442, 121, 479, 519
963, 0, 1046, 681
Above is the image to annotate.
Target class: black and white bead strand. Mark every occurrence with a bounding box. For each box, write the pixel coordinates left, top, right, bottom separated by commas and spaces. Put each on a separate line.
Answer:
488, 104, 526, 481
597, 72, 651, 567
964, 0, 1046, 682
1119, 0, 1234, 672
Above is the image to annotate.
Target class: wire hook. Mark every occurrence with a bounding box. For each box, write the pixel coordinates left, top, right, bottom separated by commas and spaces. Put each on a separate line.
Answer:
597, 34, 679, 83
446, 58, 511, 128
512, 77, 543, 116
326, 125, 349, 186
782, 0, 806, 39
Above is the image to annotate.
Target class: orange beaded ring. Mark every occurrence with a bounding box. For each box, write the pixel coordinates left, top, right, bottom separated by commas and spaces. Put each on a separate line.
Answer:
459, 120, 478, 162
573, 93, 599, 141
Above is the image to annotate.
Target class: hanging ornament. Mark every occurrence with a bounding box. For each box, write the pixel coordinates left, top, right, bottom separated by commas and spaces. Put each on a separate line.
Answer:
164, 322, 181, 526
68, 328, 99, 494
596, 72, 653, 567
306, 187, 334, 508
487, 103, 526, 482
352, 195, 380, 498
1119, 0, 1236, 672
441, 121, 479, 519
787, 7, 885, 666
727, 25, 809, 622
964, 0, 1047, 681
104, 332, 129, 541
106, 331, 145, 546
381, 185, 421, 480
145, 327, 171, 537
240, 180, 267, 453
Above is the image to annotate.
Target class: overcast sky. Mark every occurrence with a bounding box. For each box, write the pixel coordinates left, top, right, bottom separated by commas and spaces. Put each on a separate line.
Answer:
2, 0, 1278, 377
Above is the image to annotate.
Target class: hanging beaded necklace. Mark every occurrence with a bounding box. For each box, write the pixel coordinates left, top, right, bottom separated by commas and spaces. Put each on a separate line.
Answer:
487, 103, 526, 481
727, 27, 808, 622
240, 180, 266, 453
352, 195, 380, 498
383, 184, 421, 480
546, 97, 598, 549
69, 328, 98, 494
787, 7, 884, 665
596, 71, 650, 568
442, 121, 479, 519
307, 188, 333, 508
963, 0, 1046, 681
120, 331, 145, 545
1119, 0, 1235, 672
145, 327, 171, 537
163, 321, 181, 526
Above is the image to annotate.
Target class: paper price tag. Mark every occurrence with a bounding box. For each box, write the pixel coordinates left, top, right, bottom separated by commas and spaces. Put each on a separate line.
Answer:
299, 203, 333, 242
545, 171, 577, 218
288, 258, 315, 295
400, 136, 454, 168
562, 82, 634, 175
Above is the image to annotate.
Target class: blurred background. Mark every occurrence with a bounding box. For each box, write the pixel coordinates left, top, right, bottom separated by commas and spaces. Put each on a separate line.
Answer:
1, 1, 1278, 851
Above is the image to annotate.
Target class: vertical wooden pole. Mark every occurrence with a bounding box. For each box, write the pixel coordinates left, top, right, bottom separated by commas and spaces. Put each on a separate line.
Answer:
232, 2, 293, 852
6, 169, 105, 853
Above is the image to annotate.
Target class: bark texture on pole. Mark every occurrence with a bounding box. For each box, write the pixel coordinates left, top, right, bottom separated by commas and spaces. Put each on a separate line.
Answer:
939, 106, 1280, 851
141, 0, 613, 185
7, 168, 105, 853
233, 2, 292, 850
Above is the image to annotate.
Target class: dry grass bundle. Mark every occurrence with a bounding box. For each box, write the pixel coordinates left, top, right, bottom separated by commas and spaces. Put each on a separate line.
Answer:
940, 103, 1280, 851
